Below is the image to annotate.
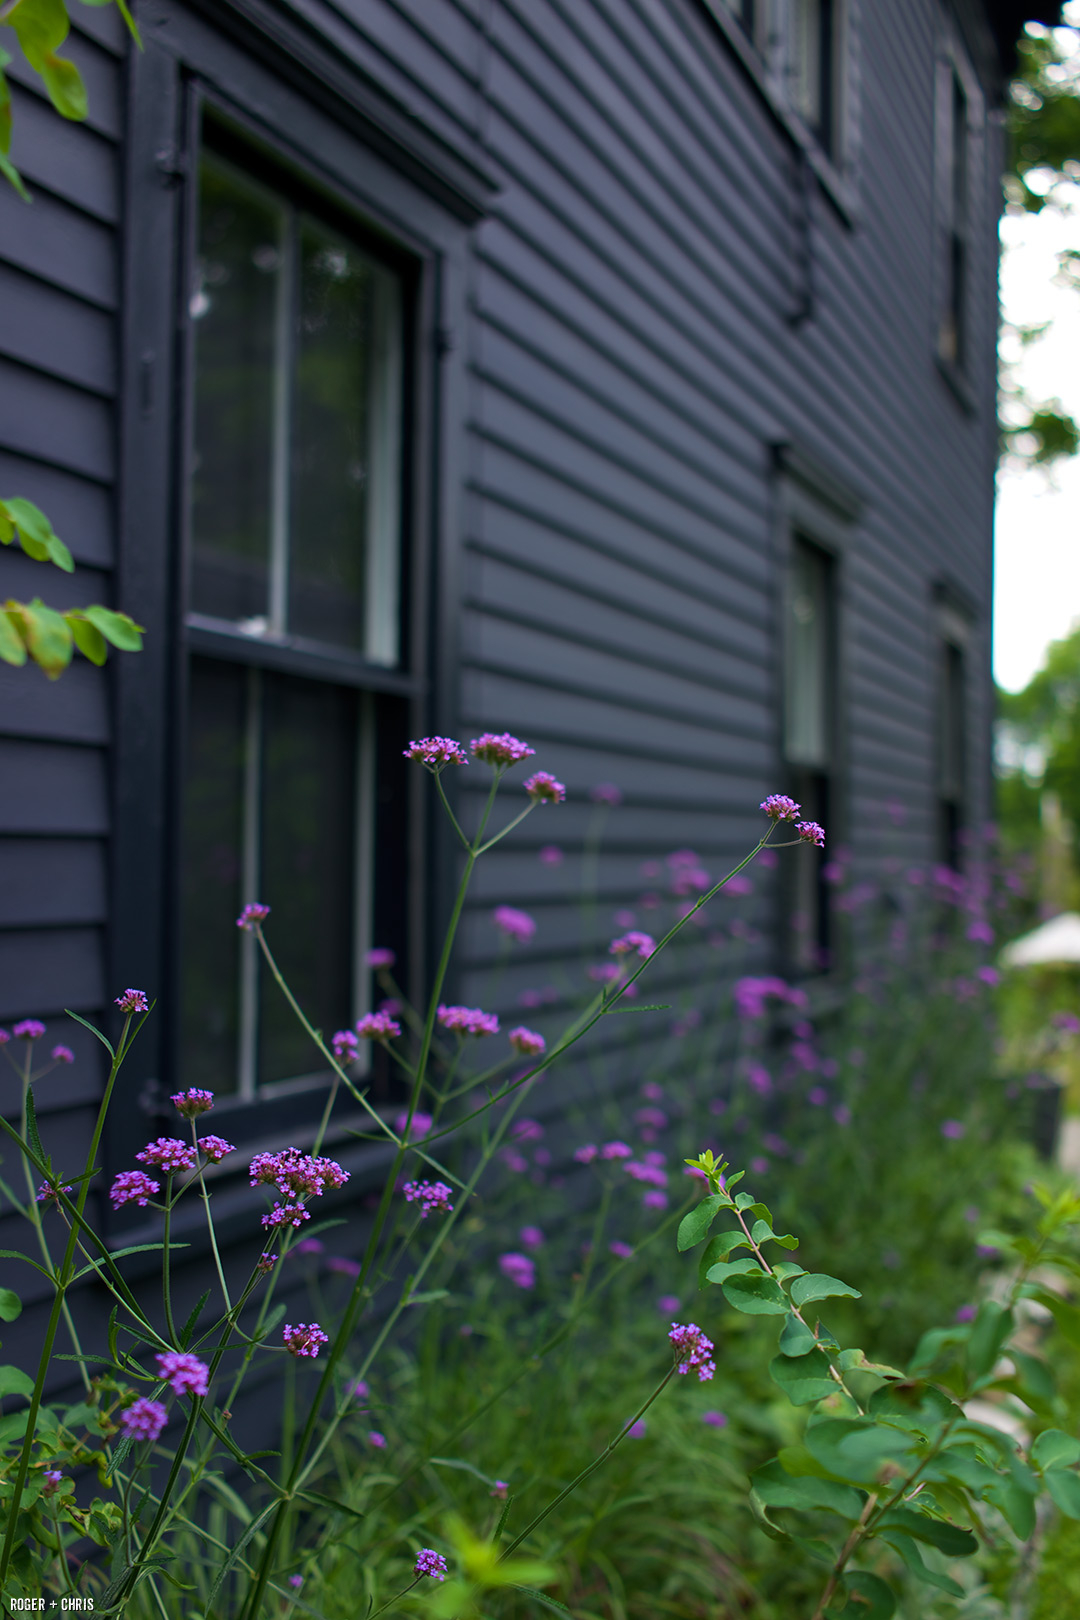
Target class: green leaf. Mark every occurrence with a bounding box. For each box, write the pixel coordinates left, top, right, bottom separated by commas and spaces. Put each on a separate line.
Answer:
41, 52, 87, 119
984, 1473, 1037, 1539
1, 496, 72, 571
841, 1571, 895, 1620
878, 1528, 965, 1596
0, 1288, 20, 1323
790, 1273, 861, 1308
510, 1589, 572, 1617
966, 1301, 1013, 1381
24, 1084, 45, 1166
1045, 1467, 1080, 1519
64, 1007, 114, 1057
1011, 1350, 1055, 1406
678, 1195, 725, 1251
835, 1348, 905, 1380
705, 1256, 761, 1284
802, 1418, 922, 1485
8, 598, 73, 678
722, 1271, 789, 1315
67, 613, 107, 665
296, 1488, 366, 1523
1033, 1428, 1080, 1471
876, 1506, 977, 1557
751, 1217, 798, 1249
698, 1229, 749, 1286
734, 1192, 756, 1211
770, 1350, 838, 1405
82, 604, 144, 651
751, 1458, 863, 1519
8, 0, 69, 69
0, 1365, 35, 1398
178, 1289, 210, 1349
0, 606, 27, 666
779, 1312, 818, 1358
0, 146, 29, 201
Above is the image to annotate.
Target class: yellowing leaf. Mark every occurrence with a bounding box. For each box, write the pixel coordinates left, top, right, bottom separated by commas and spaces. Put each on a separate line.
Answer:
0, 607, 27, 666
42, 52, 87, 120
8, 0, 69, 72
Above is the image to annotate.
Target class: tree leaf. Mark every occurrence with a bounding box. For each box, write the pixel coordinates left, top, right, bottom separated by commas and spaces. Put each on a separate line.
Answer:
1, 498, 72, 570
0, 607, 27, 666
67, 613, 107, 665
677, 1194, 725, 1251
770, 1350, 837, 1405
8, 598, 73, 678
721, 1271, 789, 1315
790, 1273, 862, 1307
296, 1488, 366, 1523
965, 1300, 1013, 1381
751, 1458, 863, 1519
836, 1348, 905, 1379
1033, 1428, 1080, 1471
0, 146, 29, 201
779, 1312, 818, 1358
1045, 1467, 1080, 1518
751, 1217, 799, 1249
803, 1418, 921, 1485
0, 1364, 35, 1398
878, 1528, 965, 1596
8, 0, 69, 70
81, 604, 144, 651
841, 1570, 896, 1619
41, 51, 87, 119
876, 1506, 977, 1557
24, 1085, 46, 1166
0, 1288, 21, 1322
698, 1229, 750, 1286
705, 1256, 762, 1284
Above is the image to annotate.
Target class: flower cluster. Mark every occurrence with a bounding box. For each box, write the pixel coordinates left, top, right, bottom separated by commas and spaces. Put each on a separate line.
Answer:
198, 1135, 235, 1163
437, 1004, 499, 1037
115, 989, 149, 1013
367, 946, 396, 969
332, 1029, 360, 1062
14, 1019, 46, 1041
155, 1352, 210, 1398
493, 905, 536, 942
136, 1138, 198, 1175
524, 771, 565, 802
41, 1469, 65, 1496
470, 732, 535, 767
119, 1398, 167, 1442
610, 931, 656, 959
249, 1148, 349, 1199
35, 1181, 73, 1206
600, 1141, 633, 1159
403, 1180, 454, 1217
283, 1322, 328, 1359
393, 1110, 432, 1140
356, 1010, 402, 1040
625, 1159, 668, 1188
796, 820, 826, 848
508, 1025, 545, 1056
171, 1088, 214, 1118
262, 1203, 310, 1230
590, 782, 622, 805
499, 1252, 536, 1289
414, 1550, 448, 1582
668, 1321, 716, 1382
733, 975, 807, 1021
760, 794, 801, 821
235, 903, 270, 931
109, 1170, 160, 1210
403, 736, 468, 768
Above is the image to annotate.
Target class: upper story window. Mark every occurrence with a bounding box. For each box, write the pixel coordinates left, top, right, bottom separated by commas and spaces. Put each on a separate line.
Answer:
938, 67, 970, 371
710, 0, 843, 164
178, 128, 408, 1102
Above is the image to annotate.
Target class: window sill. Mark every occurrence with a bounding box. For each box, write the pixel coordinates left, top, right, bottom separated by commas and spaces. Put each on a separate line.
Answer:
185, 614, 424, 695
934, 354, 977, 416
698, 1, 859, 228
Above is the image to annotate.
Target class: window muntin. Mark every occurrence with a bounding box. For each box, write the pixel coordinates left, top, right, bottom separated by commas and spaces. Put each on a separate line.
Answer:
786, 0, 835, 155
190, 152, 403, 662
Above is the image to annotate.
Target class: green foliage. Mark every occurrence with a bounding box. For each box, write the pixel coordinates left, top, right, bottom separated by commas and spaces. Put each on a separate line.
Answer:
1009, 27, 1080, 211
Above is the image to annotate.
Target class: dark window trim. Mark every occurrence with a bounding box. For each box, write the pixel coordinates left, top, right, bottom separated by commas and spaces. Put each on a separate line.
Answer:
185, 618, 426, 697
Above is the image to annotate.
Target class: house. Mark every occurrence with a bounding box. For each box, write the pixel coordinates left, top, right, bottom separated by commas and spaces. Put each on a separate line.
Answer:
0, 0, 1047, 1362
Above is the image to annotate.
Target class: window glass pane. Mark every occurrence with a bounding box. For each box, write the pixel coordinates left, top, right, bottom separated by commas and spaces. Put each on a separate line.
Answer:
191, 157, 284, 626
179, 660, 246, 1093
257, 674, 358, 1086
289, 220, 402, 657
784, 541, 831, 768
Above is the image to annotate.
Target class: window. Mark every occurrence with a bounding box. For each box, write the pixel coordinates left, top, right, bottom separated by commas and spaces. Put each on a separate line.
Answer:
937, 638, 967, 869
177, 129, 406, 1099
783, 537, 835, 970
938, 66, 970, 371
707, 1, 843, 163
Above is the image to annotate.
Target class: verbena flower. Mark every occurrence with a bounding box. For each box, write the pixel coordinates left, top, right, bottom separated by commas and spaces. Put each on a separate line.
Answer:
326, 1256, 361, 1277
610, 931, 656, 958
414, 1549, 448, 1582
349, 1379, 369, 1400
403, 1180, 454, 1217
625, 1161, 667, 1188
702, 1410, 728, 1428
198, 1135, 235, 1164
155, 1351, 210, 1398
470, 732, 535, 767
118, 1398, 167, 1442
628, 1419, 647, 1437
403, 736, 467, 767
110, 1170, 160, 1209
490, 1480, 509, 1499
437, 1004, 499, 1037
249, 1148, 349, 1199
367, 946, 396, 968
136, 1138, 198, 1175
520, 1225, 544, 1249
41, 1469, 65, 1496
332, 1029, 359, 1061
115, 989, 149, 1013
511, 1118, 543, 1143
635, 1106, 667, 1131
588, 963, 621, 983
796, 820, 825, 848
356, 1009, 402, 1040
499, 1252, 536, 1289
941, 1119, 966, 1139
36, 1181, 73, 1206
508, 1025, 545, 1056
283, 1322, 328, 1358
261, 1203, 310, 1229
539, 844, 563, 864
13, 1020, 45, 1040
656, 1294, 680, 1313
0, 1029, 9, 1044
257, 1252, 277, 1274
368, 1430, 387, 1447
668, 1321, 716, 1381
524, 771, 566, 802
294, 1238, 324, 1255
235, 903, 270, 931
600, 1141, 632, 1160
609, 1241, 634, 1259
574, 1144, 598, 1163
50, 1045, 74, 1064
171, 1088, 214, 1118
493, 905, 537, 942
393, 1110, 432, 1139
590, 783, 622, 805
760, 794, 800, 821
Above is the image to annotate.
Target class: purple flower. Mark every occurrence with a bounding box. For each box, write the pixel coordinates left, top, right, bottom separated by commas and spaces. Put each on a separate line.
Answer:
0, 1029, 8, 1044
437, 1004, 499, 1037
155, 1351, 210, 1398
643, 1190, 668, 1210
609, 1241, 634, 1259
369, 1430, 387, 1447
356, 1010, 401, 1040
574, 1144, 598, 1163
283, 1322, 329, 1358
13, 1020, 46, 1041
326, 1256, 362, 1277
198, 1135, 235, 1163
588, 963, 622, 983
520, 1225, 544, 1249
367, 946, 396, 968
749, 1156, 770, 1175
511, 1117, 544, 1143
941, 1120, 966, 1140
50, 1045, 74, 1064
955, 1304, 977, 1324
403, 1180, 454, 1217
110, 1170, 160, 1209
610, 931, 656, 958
261, 1203, 310, 1230
760, 794, 801, 821
539, 844, 563, 865
1053, 1011, 1080, 1034
249, 1148, 349, 1199
493, 905, 537, 942
332, 1029, 360, 1062
723, 873, 752, 896
628, 1419, 647, 1438
136, 1138, 198, 1175
796, 821, 825, 848
832, 1105, 852, 1127
508, 1025, 546, 1056
702, 1410, 727, 1428
524, 771, 566, 803
294, 1238, 325, 1255
393, 1110, 432, 1140
471, 732, 535, 767
414, 1549, 448, 1582
171, 1088, 214, 1118
257, 1252, 277, 1274
976, 1243, 1000, 1259
403, 736, 467, 767
668, 1322, 716, 1382
41, 1469, 65, 1496
118, 1398, 167, 1442
600, 1141, 633, 1159
977, 966, 1000, 987
967, 918, 995, 945
657, 1294, 680, 1313
635, 1107, 667, 1131
625, 1161, 667, 1188
490, 1480, 509, 1499
36, 1180, 73, 1206
590, 782, 623, 805
747, 1064, 772, 1096
236, 905, 271, 931
289, 1576, 304, 1590
349, 1379, 369, 1400
499, 1252, 536, 1289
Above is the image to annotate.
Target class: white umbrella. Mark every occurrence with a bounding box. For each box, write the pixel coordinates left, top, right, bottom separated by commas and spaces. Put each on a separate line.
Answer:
1001, 913, 1080, 967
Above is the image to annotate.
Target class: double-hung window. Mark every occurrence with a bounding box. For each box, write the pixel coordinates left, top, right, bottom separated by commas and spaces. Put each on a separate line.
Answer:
936, 617, 968, 869
178, 126, 407, 1100
938, 66, 970, 371
783, 537, 835, 970
709, 1, 843, 163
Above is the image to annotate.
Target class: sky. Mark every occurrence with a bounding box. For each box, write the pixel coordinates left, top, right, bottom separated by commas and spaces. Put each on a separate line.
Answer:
994, 14, 1080, 694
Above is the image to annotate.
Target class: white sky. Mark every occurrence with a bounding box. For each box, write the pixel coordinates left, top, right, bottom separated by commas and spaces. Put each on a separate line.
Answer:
995, 15, 1080, 693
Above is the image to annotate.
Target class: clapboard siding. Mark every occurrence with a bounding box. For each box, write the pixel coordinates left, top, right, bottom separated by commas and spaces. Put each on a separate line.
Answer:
0, 741, 109, 834
0, 263, 116, 393
0, 928, 105, 1018
0, 454, 113, 567
0, 357, 114, 477
0, 183, 117, 309
7, 85, 120, 221
0, 839, 107, 929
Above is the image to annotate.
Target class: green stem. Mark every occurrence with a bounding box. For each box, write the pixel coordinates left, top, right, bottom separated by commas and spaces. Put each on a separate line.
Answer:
190, 1124, 232, 1314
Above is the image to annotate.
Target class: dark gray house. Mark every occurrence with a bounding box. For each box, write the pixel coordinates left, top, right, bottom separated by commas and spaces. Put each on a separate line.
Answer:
0, 0, 1044, 1325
